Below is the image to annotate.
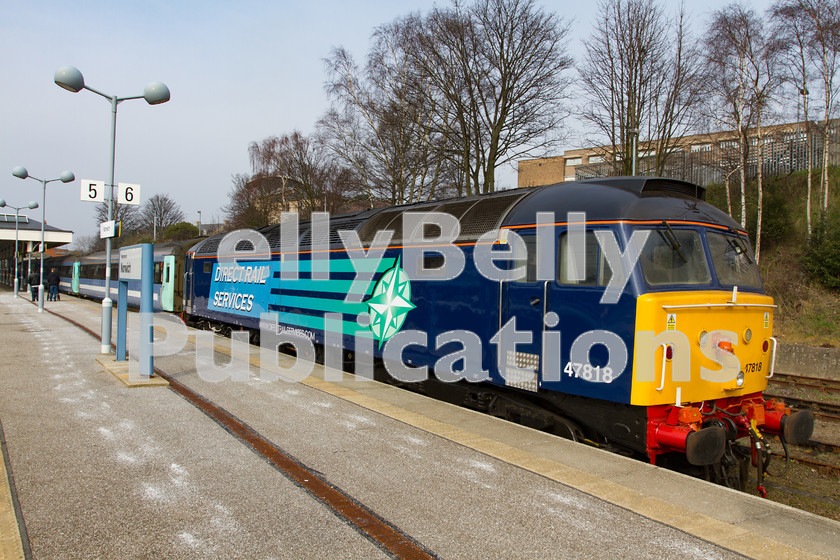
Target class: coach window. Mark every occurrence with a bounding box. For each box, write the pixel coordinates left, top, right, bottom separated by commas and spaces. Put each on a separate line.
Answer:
154, 263, 162, 284
559, 231, 612, 286
203, 262, 212, 274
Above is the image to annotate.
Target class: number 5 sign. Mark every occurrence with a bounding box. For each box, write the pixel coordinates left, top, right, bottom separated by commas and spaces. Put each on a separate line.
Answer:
118, 183, 140, 205
80, 179, 105, 203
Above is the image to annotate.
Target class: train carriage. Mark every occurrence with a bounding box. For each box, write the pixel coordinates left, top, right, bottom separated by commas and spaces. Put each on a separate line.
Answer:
183, 177, 814, 491
45, 239, 196, 313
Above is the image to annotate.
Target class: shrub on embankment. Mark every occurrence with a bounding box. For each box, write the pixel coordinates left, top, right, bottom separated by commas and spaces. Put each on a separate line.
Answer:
705, 169, 840, 346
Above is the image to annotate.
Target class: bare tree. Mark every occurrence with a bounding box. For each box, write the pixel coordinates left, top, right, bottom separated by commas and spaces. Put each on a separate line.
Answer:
321, 15, 450, 206
282, 132, 351, 217
751, 36, 784, 263
416, 0, 573, 194
138, 193, 185, 240
705, 3, 782, 262
225, 173, 275, 229
772, 0, 816, 236
95, 202, 139, 235
797, 0, 840, 212
72, 233, 101, 254
579, 0, 705, 177
231, 132, 352, 227
704, 4, 762, 228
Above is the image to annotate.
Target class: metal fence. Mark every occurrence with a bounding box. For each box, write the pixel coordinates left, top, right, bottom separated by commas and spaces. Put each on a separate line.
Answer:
574, 123, 840, 186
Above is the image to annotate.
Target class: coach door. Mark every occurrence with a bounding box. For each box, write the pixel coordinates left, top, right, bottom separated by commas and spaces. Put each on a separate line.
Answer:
499, 232, 544, 393
161, 255, 176, 312
71, 262, 80, 294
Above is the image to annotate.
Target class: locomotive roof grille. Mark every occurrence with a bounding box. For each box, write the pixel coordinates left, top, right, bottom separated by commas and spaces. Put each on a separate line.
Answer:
195, 236, 222, 255
356, 189, 531, 245
298, 217, 369, 248
454, 192, 525, 240
577, 177, 706, 201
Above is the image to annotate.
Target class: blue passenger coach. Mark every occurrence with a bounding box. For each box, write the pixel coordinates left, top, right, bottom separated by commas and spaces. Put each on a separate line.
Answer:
46, 240, 195, 312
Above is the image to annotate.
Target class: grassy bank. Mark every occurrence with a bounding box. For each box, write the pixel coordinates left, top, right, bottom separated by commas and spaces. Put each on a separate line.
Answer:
705, 169, 840, 347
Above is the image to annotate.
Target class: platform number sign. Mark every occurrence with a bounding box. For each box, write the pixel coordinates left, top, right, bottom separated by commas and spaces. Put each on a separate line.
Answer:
118, 183, 140, 205
80, 180, 141, 205
81, 180, 106, 203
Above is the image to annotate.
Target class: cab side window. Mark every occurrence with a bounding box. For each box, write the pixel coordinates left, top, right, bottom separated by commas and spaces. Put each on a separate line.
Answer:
559, 231, 612, 286
511, 234, 538, 283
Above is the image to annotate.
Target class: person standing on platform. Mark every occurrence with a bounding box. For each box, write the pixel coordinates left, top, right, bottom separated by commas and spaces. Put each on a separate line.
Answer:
27, 270, 39, 302
47, 268, 61, 301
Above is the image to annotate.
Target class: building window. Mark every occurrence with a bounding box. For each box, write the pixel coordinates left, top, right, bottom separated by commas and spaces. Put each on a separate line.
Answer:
691, 144, 711, 152
565, 157, 582, 166
589, 155, 605, 163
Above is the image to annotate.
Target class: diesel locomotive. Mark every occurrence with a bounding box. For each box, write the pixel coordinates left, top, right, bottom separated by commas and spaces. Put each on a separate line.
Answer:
49, 177, 815, 492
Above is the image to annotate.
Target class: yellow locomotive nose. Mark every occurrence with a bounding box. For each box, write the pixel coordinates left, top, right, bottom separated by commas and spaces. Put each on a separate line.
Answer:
630, 290, 775, 406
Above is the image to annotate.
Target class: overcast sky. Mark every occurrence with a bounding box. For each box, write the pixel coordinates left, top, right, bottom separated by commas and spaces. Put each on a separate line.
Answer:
1, 0, 776, 245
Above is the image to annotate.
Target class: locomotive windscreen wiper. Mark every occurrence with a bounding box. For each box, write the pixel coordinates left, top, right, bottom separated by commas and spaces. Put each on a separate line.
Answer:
726, 227, 754, 264
660, 221, 687, 263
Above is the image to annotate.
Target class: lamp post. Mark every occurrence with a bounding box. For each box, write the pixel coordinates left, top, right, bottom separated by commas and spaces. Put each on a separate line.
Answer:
11, 168, 75, 311
197, 210, 202, 236
628, 128, 639, 176
0, 199, 39, 297
54, 66, 170, 354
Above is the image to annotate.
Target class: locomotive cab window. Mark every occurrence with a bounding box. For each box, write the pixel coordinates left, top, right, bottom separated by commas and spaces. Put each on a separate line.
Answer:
707, 231, 761, 288
559, 231, 612, 286
639, 228, 711, 286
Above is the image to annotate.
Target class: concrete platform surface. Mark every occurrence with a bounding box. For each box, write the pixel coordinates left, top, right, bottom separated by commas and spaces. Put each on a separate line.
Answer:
0, 292, 838, 560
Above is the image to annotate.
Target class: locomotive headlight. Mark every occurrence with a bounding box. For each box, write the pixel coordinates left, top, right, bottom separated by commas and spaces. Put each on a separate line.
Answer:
698, 330, 708, 346
743, 328, 752, 343
736, 370, 745, 387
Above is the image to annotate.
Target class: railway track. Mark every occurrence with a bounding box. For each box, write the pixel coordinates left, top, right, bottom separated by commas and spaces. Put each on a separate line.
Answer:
765, 372, 840, 474
781, 441, 840, 477
763, 393, 840, 422
769, 372, 840, 395
765, 372, 840, 423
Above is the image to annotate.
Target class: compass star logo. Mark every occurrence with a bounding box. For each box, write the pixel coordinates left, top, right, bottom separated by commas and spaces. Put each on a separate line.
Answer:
366, 257, 415, 347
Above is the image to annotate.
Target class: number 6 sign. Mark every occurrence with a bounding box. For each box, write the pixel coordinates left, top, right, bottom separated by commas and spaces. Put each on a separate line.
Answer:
118, 183, 140, 205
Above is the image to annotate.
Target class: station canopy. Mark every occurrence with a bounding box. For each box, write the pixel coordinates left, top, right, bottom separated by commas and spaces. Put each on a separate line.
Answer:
0, 213, 74, 261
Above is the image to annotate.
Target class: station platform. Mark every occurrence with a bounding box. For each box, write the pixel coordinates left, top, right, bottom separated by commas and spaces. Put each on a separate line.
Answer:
0, 291, 838, 559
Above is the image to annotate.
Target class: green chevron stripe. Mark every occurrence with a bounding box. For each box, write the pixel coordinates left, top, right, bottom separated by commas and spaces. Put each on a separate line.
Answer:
280, 294, 368, 315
